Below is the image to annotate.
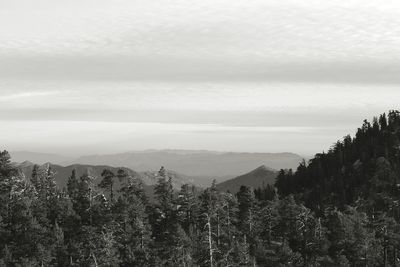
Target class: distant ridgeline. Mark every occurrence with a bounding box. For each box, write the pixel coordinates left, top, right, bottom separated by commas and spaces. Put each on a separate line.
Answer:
2, 111, 400, 266
276, 110, 400, 216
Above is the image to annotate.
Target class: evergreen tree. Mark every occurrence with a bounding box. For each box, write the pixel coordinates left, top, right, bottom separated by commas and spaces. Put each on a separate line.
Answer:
113, 169, 151, 266
67, 169, 79, 200
151, 166, 190, 266
236, 185, 257, 266
99, 169, 116, 202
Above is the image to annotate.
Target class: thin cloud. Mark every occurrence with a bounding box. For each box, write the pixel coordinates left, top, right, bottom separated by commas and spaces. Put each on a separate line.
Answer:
0, 91, 58, 101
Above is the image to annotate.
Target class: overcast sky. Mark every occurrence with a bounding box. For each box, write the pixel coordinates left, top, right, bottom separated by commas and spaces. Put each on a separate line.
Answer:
1, 0, 400, 156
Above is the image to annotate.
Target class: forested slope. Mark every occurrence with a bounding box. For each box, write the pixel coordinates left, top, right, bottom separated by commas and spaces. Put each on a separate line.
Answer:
276, 110, 400, 215
2, 111, 400, 266
216, 165, 277, 193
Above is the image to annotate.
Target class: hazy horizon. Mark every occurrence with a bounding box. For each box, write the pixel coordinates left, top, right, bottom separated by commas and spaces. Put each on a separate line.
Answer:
9, 148, 308, 160
2, 0, 400, 156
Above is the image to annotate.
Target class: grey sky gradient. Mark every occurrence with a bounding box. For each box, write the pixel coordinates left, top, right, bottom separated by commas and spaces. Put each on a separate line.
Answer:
1, 0, 400, 156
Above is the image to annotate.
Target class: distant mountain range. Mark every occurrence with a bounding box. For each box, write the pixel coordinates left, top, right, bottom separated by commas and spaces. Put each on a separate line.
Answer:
12, 150, 302, 192
67, 150, 303, 177
11, 150, 303, 179
216, 165, 277, 193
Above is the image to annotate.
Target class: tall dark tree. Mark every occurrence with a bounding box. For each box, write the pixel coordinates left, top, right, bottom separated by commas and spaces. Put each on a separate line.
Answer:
151, 166, 191, 266
236, 185, 257, 266
99, 169, 116, 202
113, 169, 151, 266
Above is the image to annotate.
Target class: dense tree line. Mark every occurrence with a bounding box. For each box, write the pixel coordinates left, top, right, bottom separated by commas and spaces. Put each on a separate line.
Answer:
0, 152, 325, 266
275, 110, 400, 266
2, 111, 400, 266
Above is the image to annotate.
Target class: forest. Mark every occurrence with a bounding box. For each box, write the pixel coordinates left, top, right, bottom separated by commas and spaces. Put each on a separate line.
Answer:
2, 111, 400, 266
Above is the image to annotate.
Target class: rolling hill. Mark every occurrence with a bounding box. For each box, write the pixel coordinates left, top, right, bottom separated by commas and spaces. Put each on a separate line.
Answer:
15, 162, 203, 195
16, 162, 156, 197
216, 165, 277, 193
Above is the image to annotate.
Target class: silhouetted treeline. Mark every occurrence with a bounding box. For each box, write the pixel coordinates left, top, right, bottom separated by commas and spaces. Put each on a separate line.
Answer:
275, 110, 400, 266
2, 111, 400, 266
276, 110, 400, 212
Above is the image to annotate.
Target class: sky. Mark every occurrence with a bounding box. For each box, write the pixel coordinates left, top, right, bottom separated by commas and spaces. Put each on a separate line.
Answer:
1, 0, 400, 156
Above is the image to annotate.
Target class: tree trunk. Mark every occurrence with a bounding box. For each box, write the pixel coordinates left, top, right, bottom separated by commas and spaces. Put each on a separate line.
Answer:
110, 183, 114, 202
384, 245, 388, 267
227, 205, 231, 242
91, 252, 98, 267
207, 214, 213, 267
140, 227, 144, 249
89, 187, 93, 226
268, 218, 272, 246
384, 226, 388, 267
217, 211, 220, 247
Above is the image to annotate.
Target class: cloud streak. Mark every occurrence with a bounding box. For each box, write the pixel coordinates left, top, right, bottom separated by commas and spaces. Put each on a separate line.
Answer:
0, 91, 57, 101
2, 56, 400, 83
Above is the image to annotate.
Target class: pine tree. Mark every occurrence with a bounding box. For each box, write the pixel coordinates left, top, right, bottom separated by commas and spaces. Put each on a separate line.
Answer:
151, 166, 190, 266
113, 169, 151, 266
67, 169, 79, 200
99, 169, 116, 203
177, 184, 199, 235
236, 185, 257, 266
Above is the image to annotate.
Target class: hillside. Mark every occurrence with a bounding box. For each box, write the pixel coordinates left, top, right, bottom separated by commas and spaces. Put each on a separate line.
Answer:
276, 110, 400, 214
18, 162, 137, 187
16, 162, 203, 193
217, 165, 277, 193
16, 162, 156, 197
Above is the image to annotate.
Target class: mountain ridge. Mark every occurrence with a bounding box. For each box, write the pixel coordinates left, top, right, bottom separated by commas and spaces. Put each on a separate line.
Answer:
216, 164, 277, 193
